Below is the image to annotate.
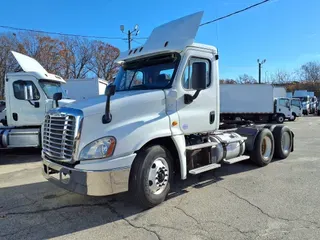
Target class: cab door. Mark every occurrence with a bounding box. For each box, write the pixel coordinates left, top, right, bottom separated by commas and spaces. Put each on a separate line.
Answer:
7, 76, 46, 127
174, 48, 218, 134
277, 98, 291, 119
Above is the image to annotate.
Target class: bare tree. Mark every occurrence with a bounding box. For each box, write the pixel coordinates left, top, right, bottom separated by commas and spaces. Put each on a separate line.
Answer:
237, 74, 257, 84
90, 41, 120, 81
270, 69, 292, 84
220, 78, 237, 84
298, 61, 320, 83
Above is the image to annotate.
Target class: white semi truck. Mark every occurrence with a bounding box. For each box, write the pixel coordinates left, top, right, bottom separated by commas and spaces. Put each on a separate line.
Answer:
0, 51, 74, 149
220, 84, 292, 123
42, 12, 295, 208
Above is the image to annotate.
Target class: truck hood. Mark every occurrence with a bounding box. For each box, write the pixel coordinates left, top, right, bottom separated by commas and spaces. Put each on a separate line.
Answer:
63, 90, 164, 117
59, 99, 76, 106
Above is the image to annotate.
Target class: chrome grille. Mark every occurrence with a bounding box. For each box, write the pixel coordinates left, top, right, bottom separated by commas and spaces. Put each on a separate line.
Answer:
43, 114, 76, 161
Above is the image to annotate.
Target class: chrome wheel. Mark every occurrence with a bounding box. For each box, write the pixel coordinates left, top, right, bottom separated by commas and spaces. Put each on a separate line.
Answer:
148, 157, 169, 195
261, 136, 272, 160
281, 131, 291, 154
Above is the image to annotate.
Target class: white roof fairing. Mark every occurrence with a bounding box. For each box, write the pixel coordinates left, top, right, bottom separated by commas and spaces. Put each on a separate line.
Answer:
116, 11, 204, 62
10, 51, 66, 83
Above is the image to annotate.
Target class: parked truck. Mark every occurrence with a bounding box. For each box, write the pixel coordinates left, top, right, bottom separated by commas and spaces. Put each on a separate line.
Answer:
220, 84, 292, 123
0, 51, 74, 149
42, 12, 294, 208
62, 78, 109, 101
293, 90, 310, 115
290, 98, 302, 120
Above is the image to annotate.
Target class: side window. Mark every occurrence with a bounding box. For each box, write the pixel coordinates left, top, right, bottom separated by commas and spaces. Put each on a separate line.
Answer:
132, 71, 144, 86
279, 99, 288, 107
159, 69, 174, 80
13, 80, 40, 100
182, 57, 211, 90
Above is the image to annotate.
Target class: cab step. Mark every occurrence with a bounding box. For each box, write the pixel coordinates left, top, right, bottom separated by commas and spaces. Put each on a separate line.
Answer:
222, 155, 250, 165
186, 142, 218, 151
189, 163, 221, 175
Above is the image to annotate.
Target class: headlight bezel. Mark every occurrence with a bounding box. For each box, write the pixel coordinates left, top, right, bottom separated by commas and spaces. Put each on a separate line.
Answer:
79, 136, 116, 161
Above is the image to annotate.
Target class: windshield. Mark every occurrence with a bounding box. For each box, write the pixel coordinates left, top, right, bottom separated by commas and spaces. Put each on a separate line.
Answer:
291, 99, 301, 107
297, 96, 308, 102
114, 53, 180, 91
39, 80, 67, 99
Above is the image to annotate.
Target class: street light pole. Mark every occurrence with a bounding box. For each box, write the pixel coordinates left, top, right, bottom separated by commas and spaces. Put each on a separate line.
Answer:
120, 24, 140, 50
257, 59, 266, 84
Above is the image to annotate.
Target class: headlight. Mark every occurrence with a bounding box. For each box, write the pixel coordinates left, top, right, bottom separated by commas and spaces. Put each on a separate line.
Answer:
79, 137, 116, 160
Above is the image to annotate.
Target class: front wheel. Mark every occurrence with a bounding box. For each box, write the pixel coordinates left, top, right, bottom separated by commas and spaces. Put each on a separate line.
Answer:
289, 113, 296, 121
129, 145, 173, 208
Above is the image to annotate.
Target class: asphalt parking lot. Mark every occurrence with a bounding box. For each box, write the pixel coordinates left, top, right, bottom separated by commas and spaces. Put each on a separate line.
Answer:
1, 116, 320, 240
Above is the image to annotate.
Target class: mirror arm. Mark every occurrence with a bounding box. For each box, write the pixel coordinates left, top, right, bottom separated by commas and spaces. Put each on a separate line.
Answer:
27, 100, 35, 106
184, 90, 201, 104
102, 95, 112, 124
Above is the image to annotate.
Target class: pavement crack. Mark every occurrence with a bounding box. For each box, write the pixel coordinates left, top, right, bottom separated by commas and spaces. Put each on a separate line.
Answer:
174, 205, 213, 240
217, 185, 320, 227
104, 201, 161, 240
2, 202, 108, 217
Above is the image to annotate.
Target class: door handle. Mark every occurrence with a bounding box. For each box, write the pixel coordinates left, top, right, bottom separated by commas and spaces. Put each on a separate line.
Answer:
210, 111, 215, 124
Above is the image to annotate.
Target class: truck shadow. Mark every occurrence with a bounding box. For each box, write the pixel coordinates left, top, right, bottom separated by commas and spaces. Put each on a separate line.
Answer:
0, 160, 263, 239
0, 148, 41, 165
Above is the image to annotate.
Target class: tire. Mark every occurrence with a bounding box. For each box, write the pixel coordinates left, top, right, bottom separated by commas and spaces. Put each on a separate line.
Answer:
273, 125, 292, 159
276, 114, 285, 124
129, 145, 173, 208
289, 113, 296, 122
250, 128, 275, 167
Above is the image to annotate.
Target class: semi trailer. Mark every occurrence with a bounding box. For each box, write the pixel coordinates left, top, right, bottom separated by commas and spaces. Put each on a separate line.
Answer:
0, 51, 74, 149
42, 12, 295, 208
62, 78, 109, 101
220, 84, 292, 123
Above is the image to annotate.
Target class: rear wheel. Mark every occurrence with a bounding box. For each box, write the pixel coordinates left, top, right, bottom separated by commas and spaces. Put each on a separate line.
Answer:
129, 145, 173, 208
250, 128, 274, 167
273, 125, 292, 159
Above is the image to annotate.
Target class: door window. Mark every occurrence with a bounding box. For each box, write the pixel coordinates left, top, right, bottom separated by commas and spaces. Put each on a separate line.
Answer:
279, 98, 289, 107
182, 57, 211, 90
13, 80, 40, 100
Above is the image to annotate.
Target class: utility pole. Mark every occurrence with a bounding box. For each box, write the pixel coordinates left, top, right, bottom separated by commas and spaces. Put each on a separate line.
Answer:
257, 59, 266, 84
120, 24, 140, 50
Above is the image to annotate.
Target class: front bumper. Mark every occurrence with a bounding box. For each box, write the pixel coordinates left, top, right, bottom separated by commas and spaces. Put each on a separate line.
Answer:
42, 155, 135, 196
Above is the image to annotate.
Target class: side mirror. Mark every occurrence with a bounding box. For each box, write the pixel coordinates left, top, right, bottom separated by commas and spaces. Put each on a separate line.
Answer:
102, 84, 116, 124
191, 62, 207, 90
105, 84, 116, 96
53, 92, 63, 108
184, 62, 207, 104
23, 84, 34, 101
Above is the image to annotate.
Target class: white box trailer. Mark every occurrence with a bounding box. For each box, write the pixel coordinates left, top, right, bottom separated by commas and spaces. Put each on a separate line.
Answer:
220, 84, 292, 123
273, 86, 287, 98
62, 78, 109, 101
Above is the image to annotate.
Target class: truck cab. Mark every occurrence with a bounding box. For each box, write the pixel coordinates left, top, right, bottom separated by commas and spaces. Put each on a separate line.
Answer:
274, 97, 292, 122
290, 98, 302, 119
0, 51, 74, 148
42, 11, 294, 208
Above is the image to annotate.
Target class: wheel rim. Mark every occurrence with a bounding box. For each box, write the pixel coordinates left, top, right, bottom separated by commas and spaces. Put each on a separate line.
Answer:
281, 132, 291, 154
148, 157, 169, 195
261, 136, 272, 160
279, 116, 284, 122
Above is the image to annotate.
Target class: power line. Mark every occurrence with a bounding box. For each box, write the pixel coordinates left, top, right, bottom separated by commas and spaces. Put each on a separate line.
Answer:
0, 0, 272, 41
0, 25, 148, 40
200, 0, 271, 26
